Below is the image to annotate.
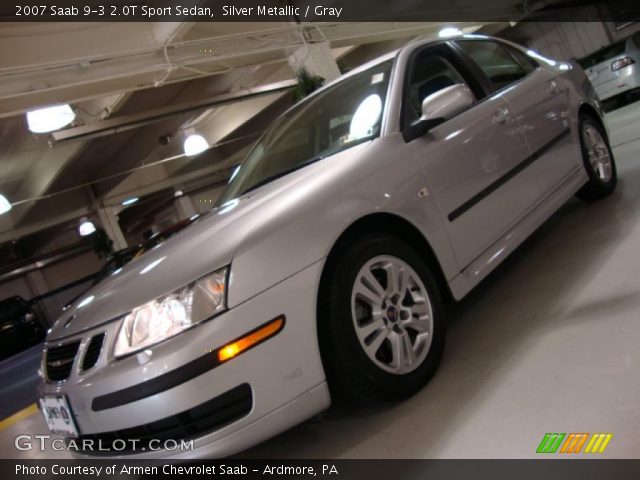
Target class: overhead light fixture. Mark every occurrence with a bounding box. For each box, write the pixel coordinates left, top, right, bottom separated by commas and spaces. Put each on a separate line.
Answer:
78, 218, 96, 236
0, 193, 11, 215
122, 197, 139, 206
183, 134, 209, 156
438, 27, 463, 38
174, 190, 184, 197
350, 94, 382, 140
26, 104, 76, 133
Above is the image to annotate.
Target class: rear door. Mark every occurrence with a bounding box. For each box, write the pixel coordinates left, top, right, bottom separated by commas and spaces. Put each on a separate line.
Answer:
455, 39, 579, 197
403, 43, 540, 268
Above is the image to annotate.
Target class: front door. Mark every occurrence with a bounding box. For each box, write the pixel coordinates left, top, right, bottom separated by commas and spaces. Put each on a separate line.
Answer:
403, 45, 541, 268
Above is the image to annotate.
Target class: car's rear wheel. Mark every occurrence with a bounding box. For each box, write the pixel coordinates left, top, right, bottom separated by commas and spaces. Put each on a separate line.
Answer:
576, 114, 617, 201
319, 234, 445, 403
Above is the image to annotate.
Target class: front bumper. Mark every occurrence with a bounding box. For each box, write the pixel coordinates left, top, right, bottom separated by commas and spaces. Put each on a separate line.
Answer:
37, 260, 330, 458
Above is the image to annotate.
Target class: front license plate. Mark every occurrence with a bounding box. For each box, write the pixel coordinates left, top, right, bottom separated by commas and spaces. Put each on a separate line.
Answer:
40, 396, 79, 437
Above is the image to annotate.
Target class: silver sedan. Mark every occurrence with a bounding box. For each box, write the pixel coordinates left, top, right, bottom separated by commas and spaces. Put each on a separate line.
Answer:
38, 34, 616, 458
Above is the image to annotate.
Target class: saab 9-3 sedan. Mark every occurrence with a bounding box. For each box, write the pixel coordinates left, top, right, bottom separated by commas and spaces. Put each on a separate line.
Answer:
38, 35, 616, 458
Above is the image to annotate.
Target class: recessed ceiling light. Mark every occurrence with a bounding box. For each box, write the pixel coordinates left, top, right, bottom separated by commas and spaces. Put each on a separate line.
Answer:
183, 134, 209, 156
438, 27, 463, 38
26, 104, 75, 133
78, 219, 96, 236
122, 197, 139, 206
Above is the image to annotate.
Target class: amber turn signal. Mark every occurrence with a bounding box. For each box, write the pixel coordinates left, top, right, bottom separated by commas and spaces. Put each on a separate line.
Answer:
218, 316, 285, 362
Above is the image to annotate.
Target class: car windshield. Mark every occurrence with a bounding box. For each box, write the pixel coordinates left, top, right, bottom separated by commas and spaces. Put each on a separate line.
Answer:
217, 60, 393, 204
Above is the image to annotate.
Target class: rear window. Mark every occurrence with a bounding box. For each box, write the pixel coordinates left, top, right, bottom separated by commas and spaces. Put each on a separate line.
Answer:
579, 41, 627, 69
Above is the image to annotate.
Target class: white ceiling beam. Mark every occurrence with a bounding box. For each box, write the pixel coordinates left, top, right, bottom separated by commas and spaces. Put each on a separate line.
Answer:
0, 22, 486, 118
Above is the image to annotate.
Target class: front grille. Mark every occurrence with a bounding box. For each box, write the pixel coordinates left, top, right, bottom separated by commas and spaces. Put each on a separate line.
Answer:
81, 333, 105, 372
45, 341, 80, 382
75, 383, 252, 455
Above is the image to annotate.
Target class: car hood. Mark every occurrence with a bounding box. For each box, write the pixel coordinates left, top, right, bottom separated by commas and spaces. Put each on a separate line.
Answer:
47, 143, 371, 341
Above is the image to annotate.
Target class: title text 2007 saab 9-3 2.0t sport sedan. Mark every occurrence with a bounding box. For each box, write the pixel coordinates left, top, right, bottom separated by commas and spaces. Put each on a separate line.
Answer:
38, 35, 616, 458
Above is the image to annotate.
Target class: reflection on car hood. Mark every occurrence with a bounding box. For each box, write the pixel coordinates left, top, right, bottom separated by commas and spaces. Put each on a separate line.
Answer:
46, 143, 371, 341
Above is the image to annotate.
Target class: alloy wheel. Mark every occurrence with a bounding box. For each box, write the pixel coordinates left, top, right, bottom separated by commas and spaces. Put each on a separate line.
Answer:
582, 123, 613, 183
350, 255, 434, 375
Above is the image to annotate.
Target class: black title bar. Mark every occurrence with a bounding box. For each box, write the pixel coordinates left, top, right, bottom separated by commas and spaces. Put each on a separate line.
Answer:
1, 0, 637, 22
4, 459, 640, 480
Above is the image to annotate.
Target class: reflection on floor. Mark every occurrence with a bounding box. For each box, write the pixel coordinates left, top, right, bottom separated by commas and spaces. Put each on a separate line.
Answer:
1, 101, 640, 459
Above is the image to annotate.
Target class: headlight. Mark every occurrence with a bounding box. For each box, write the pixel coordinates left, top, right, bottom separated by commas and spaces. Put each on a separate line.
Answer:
114, 267, 227, 357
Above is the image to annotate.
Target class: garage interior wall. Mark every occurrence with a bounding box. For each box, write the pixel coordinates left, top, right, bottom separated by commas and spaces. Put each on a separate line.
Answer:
500, 5, 638, 61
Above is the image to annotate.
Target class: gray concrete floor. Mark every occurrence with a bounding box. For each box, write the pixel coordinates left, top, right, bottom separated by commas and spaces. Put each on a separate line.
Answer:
2, 102, 640, 459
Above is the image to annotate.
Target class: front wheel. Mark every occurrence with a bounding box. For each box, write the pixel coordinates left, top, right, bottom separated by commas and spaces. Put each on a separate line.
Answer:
576, 115, 617, 201
318, 234, 445, 403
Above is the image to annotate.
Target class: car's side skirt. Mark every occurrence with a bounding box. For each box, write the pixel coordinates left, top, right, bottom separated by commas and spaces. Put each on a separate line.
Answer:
448, 166, 588, 301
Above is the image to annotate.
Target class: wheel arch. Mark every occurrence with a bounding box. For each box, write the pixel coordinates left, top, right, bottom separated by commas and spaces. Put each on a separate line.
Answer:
315, 211, 450, 401
317, 212, 452, 309
578, 102, 608, 139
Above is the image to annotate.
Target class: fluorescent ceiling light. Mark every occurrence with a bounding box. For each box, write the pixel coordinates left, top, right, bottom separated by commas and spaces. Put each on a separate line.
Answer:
26, 104, 75, 133
439, 27, 462, 38
122, 197, 139, 206
0, 194, 11, 215
183, 134, 209, 156
78, 219, 96, 236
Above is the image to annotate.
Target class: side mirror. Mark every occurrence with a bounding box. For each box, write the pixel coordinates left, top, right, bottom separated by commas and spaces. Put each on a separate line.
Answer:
403, 84, 474, 142
420, 84, 474, 122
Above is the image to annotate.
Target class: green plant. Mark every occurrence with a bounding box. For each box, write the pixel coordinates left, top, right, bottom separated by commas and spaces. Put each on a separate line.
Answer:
293, 69, 325, 102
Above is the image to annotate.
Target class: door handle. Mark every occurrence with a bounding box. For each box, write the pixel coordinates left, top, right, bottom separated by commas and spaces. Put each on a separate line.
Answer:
546, 79, 559, 95
492, 107, 510, 125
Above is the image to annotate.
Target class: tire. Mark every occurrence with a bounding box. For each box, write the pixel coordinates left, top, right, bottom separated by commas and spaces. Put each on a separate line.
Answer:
318, 234, 445, 403
576, 114, 617, 202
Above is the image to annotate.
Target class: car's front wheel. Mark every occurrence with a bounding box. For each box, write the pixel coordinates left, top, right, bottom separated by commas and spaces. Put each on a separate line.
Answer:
576, 114, 617, 201
319, 234, 445, 402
